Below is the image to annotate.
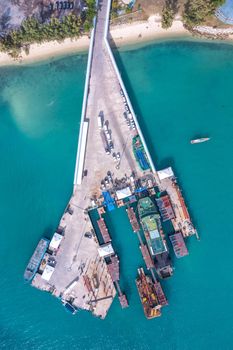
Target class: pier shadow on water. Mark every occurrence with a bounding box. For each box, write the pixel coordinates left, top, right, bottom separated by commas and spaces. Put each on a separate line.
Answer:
113, 46, 156, 164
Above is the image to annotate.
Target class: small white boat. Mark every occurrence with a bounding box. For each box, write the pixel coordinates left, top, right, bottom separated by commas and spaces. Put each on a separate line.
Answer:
190, 137, 210, 144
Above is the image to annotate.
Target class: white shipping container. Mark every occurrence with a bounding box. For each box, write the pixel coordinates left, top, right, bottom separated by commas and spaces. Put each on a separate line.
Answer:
98, 115, 103, 129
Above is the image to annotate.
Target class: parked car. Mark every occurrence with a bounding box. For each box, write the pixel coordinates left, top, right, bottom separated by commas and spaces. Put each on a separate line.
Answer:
105, 147, 110, 155
112, 152, 117, 162
109, 141, 114, 150
107, 171, 113, 182
84, 232, 92, 239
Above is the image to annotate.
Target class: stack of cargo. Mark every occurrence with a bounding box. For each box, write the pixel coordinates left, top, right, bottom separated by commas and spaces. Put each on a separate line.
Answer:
126, 207, 140, 232
174, 183, 190, 221
83, 275, 93, 293
97, 218, 111, 243
156, 195, 175, 222
153, 281, 168, 306
169, 232, 189, 258
107, 255, 119, 282
140, 244, 155, 269
136, 268, 163, 319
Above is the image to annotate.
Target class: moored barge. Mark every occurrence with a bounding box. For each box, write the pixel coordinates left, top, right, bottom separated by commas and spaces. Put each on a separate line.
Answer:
169, 231, 189, 258
126, 206, 140, 232
24, 238, 49, 282
136, 268, 166, 319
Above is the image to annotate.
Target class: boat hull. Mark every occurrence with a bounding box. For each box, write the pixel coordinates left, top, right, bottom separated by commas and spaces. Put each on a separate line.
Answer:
136, 268, 162, 319
24, 238, 49, 282
190, 137, 210, 144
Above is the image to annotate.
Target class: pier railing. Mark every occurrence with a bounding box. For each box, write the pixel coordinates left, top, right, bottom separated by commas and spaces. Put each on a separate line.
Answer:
73, 17, 97, 187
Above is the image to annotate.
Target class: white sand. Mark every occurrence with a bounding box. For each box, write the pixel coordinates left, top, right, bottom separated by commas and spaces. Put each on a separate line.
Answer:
0, 15, 191, 67
110, 15, 190, 46
0, 35, 90, 66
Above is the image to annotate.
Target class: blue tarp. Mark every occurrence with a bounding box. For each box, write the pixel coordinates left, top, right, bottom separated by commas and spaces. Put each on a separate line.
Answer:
216, 0, 233, 24
128, 0, 136, 9
102, 191, 115, 211
135, 187, 147, 193
135, 149, 150, 170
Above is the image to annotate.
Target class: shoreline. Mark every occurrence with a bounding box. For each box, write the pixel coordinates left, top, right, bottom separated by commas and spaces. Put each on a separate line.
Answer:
0, 15, 233, 67
110, 16, 191, 47
0, 35, 90, 67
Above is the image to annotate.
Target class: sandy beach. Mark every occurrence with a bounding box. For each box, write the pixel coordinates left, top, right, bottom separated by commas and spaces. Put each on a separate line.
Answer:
110, 15, 190, 46
0, 35, 90, 66
0, 15, 190, 66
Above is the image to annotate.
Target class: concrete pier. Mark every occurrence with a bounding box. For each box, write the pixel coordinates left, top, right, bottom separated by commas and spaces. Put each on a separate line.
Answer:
31, 0, 156, 318
30, 0, 197, 319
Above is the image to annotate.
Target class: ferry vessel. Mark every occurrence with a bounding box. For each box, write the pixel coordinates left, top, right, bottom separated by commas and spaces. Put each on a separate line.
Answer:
137, 197, 173, 279
136, 268, 162, 319
24, 238, 49, 282
190, 137, 210, 144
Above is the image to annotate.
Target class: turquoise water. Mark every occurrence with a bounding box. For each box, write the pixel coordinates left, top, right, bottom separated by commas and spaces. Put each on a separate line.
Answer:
1, 40, 233, 349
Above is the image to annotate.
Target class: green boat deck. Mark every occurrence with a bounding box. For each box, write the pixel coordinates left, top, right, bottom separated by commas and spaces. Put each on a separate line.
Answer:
138, 197, 167, 256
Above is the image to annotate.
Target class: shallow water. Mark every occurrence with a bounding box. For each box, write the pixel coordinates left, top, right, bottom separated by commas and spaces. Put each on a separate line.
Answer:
0, 40, 233, 349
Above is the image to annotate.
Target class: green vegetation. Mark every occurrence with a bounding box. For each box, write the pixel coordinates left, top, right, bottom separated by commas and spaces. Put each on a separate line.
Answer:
211, 0, 225, 5
183, 0, 225, 27
83, 0, 96, 32
0, 0, 96, 58
111, 0, 122, 19
110, 0, 133, 19
125, 6, 133, 15
111, 0, 121, 18
162, 2, 175, 29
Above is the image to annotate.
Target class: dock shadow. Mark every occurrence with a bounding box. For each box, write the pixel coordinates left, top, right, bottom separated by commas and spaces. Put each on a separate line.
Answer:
110, 39, 156, 163
42, 226, 54, 240
157, 157, 177, 173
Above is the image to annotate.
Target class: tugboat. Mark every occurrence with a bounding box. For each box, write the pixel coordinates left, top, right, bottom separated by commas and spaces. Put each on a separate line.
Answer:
190, 137, 210, 144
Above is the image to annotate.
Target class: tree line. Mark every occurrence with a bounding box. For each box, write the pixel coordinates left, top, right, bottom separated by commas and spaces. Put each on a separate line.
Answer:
0, 0, 96, 57
162, 0, 225, 29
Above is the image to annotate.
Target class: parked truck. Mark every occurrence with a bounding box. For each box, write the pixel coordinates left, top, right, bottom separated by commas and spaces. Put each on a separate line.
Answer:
100, 130, 110, 155
98, 112, 103, 129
